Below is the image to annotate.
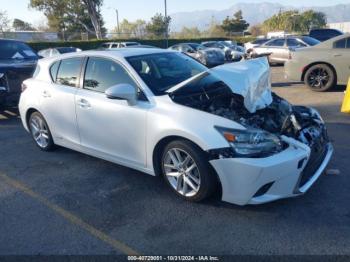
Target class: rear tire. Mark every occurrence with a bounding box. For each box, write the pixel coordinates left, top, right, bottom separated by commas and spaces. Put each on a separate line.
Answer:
29, 111, 55, 151
161, 139, 217, 202
304, 64, 336, 92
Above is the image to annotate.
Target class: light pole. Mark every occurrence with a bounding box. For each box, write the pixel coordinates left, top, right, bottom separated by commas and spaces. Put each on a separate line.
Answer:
164, 0, 168, 48
115, 9, 120, 37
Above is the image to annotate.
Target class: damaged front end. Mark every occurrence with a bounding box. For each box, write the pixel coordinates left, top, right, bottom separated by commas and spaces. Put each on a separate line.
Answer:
168, 58, 329, 160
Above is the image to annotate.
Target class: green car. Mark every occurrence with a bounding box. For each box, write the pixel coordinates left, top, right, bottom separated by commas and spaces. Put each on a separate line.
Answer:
285, 33, 350, 91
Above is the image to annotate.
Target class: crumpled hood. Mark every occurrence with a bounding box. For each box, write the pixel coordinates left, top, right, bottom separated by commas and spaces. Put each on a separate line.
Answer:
211, 57, 272, 113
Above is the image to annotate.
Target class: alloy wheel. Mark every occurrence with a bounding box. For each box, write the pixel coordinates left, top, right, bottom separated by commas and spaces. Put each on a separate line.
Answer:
163, 148, 201, 197
30, 115, 50, 148
307, 67, 330, 89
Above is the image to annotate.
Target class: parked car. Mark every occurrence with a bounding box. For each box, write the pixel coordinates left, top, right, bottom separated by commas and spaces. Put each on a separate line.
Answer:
309, 28, 343, 42
253, 36, 320, 64
99, 42, 141, 49
285, 33, 350, 91
244, 38, 269, 53
38, 47, 82, 58
19, 49, 333, 205
218, 41, 245, 53
125, 45, 159, 49
0, 39, 39, 106
169, 43, 225, 67
202, 41, 244, 61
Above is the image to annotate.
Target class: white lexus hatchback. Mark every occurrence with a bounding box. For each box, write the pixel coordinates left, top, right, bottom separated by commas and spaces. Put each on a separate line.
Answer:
19, 48, 333, 205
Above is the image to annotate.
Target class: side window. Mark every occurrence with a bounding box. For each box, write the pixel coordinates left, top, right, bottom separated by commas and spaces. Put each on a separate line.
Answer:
84, 57, 137, 93
111, 44, 118, 48
266, 39, 285, 47
334, 39, 346, 48
50, 61, 60, 82
56, 58, 83, 87
287, 39, 305, 47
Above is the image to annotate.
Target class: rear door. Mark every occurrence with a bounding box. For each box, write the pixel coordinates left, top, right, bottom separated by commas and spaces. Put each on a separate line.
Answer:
331, 37, 350, 84
40, 57, 83, 146
264, 38, 286, 62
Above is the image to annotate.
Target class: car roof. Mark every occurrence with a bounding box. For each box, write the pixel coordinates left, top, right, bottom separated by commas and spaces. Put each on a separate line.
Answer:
39, 48, 172, 63
313, 33, 350, 48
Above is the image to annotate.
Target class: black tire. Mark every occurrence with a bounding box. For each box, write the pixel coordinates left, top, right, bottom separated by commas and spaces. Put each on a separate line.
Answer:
28, 111, 55, 151
161, 139, 217, 202
304, 64, 336, 92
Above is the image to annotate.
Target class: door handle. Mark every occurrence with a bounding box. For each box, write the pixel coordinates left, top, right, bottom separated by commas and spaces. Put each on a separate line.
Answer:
334, 54, 342, 57
42, 90, 51, 98
77, 98, 91, 109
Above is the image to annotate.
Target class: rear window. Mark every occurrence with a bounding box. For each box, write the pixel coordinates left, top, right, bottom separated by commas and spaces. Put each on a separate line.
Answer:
0, 40, 38, 59
301, 36, 320, 46
56, 58, 83, 87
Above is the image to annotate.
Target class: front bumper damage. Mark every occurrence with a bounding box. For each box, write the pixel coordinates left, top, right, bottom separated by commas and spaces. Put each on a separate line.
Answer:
210, 136, 333, 206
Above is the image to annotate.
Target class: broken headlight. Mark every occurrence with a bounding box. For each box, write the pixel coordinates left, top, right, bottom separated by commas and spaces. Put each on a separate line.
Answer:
215, 127, 283, 157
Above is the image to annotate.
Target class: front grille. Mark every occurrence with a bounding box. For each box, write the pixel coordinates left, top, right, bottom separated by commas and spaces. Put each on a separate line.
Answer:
298, 127, 329, 188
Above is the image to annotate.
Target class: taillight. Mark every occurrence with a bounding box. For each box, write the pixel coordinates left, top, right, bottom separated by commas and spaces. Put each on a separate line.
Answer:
288, 52, 292, 60
21, 83, 28, 92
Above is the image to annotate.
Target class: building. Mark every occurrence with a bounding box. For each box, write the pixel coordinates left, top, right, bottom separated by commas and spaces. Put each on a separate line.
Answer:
328, 22, 350, 33
0, 31, 59, 42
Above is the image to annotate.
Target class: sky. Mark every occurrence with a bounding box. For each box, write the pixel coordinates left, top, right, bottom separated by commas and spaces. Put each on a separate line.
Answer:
4, 0, 350, 31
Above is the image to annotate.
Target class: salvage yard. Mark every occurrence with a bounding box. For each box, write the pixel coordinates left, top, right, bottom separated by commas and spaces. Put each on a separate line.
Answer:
0, 66, 349, 255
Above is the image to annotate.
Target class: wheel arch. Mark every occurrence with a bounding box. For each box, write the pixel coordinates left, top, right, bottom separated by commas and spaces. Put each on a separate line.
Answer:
151, 135, 223, 197
301, 61, 337, 82
25, 107, 40, 130
152, 135, 201, 177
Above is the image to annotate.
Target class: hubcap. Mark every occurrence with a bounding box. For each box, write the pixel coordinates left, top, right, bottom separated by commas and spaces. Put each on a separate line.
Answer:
30, 115, 49, 148
308, 68, 330, 88
163, 148, 201, 197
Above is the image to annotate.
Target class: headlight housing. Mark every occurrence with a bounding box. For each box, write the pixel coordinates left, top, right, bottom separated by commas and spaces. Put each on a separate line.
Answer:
215, 127, 283, 158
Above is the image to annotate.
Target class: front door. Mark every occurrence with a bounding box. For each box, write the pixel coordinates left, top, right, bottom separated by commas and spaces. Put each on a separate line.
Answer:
75, 56, 149, 168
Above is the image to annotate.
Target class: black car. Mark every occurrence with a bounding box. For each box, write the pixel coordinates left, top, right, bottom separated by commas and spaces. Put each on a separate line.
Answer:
309, 28, 343, 42
0, 39, 38, 106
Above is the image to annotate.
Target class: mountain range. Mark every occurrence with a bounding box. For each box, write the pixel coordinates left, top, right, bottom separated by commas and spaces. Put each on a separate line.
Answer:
169, 2, 350, 31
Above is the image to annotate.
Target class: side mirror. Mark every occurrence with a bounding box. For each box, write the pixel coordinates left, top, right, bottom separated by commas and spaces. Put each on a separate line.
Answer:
105, 84, 137, 106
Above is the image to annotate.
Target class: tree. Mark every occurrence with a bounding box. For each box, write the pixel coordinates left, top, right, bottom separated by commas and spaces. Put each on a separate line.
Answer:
13, 19, 36, 31
300, 10, 327, 32
202, 16, 226, 37
249, 24, 263, 37
81, 0, 103, 39
221, 10, 249, 35
146, 13, 171, 39
173, 26, 201, 39
116, 19, 146, 38
0, 10, 10, 32
30, 0, 106, 39
262, 10, 326, 33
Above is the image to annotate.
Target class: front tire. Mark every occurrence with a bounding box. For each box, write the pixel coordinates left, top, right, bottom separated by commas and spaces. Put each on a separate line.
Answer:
161, 140, 217, 202
304, 64, 336, 92
29, 112, 55, 151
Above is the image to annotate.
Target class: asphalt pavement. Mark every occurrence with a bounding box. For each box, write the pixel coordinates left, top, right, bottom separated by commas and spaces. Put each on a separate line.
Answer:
0, 66, 349, 256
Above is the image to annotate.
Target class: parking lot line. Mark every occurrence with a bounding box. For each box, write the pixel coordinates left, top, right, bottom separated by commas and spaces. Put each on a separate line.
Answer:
0, 172, 140, 256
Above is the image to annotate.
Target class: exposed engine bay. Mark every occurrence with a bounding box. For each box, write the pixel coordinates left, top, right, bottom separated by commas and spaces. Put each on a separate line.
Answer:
170, 82, 328, 148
